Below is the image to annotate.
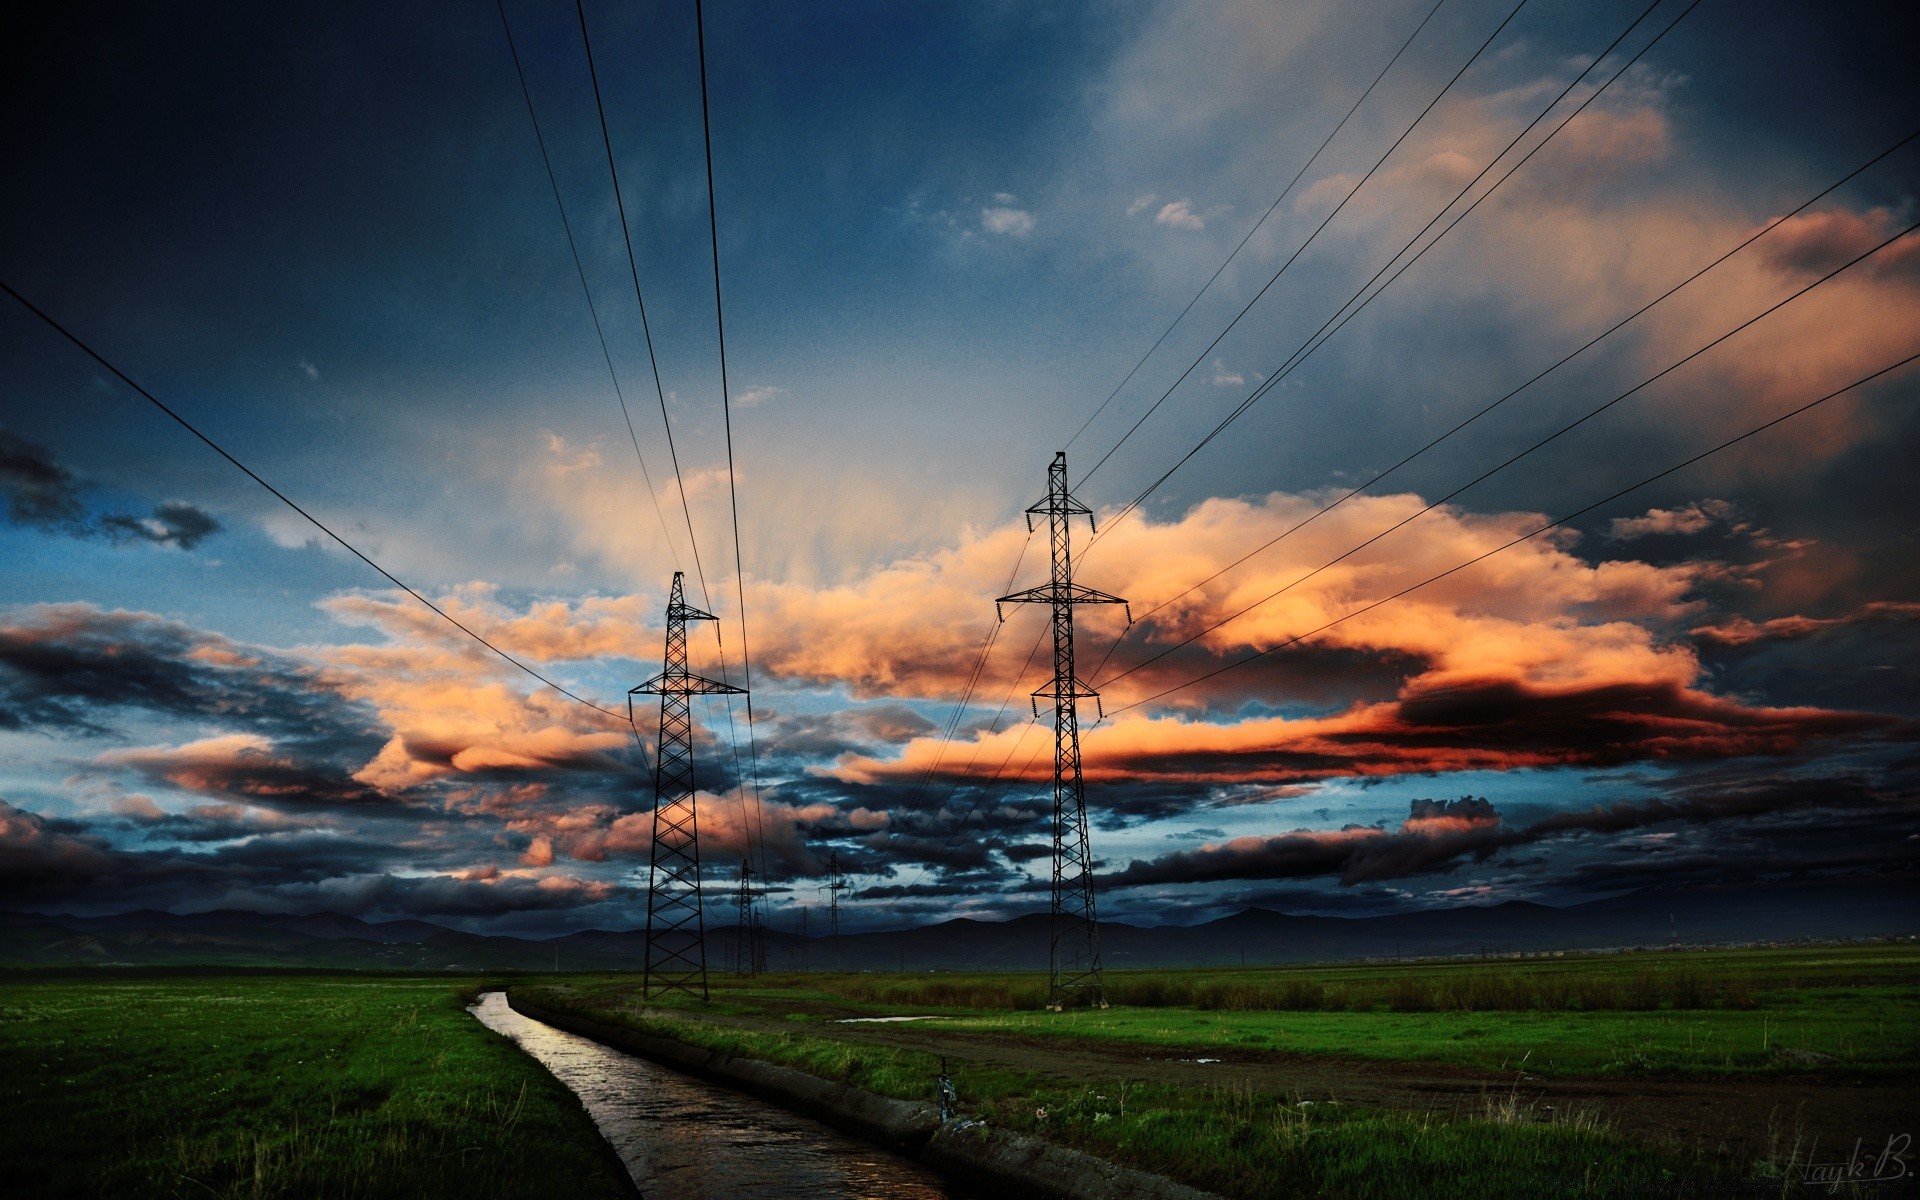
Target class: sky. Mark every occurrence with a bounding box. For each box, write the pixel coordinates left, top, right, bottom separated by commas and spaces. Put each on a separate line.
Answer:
1, 0, 1916, 937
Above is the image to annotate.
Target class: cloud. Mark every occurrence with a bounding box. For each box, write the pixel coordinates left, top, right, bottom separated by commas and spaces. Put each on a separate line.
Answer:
1690, 601, 1920, 648
732, 384, 786, 408
100, 500, 222, 549
1760, 207, 1920, 279
1155, 199, 1206, 230
0, 427, 87, 531
0, 792, 624, 917
1607, 499, 1738, 540
1211, 358, 1245, 386
95, 734, 390, 810
981, 206, 1035, 237
1102, 775, 1917, 890
813, 488, 1904, 798
1126, 194, 1158, 218
0, 428, 220, 549
0, 603, 380, 745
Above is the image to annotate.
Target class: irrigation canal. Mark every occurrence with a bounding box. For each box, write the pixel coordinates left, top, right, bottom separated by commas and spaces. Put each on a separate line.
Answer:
469, 992, 972, 1198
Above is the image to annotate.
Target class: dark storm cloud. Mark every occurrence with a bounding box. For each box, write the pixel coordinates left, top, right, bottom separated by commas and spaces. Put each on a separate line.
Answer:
0, 427, 87, 530
95, 741, 389, 811
0, 603, 379, 749
1, 427, 221, 549
0, 796, 620, 918
98, 500, 223, 550
1103, 774, 1918, 891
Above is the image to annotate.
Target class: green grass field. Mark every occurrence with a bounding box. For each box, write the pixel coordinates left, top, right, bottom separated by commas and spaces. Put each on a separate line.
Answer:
518, 982, 1752, 1199
3, 947, 1910, 1199
511, 943, 1920, 1199
0, 972, 632, 1200
586, 943, 1920, 1076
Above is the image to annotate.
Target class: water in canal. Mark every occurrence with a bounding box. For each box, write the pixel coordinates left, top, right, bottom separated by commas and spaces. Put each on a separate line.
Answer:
469, 992, 969, 1199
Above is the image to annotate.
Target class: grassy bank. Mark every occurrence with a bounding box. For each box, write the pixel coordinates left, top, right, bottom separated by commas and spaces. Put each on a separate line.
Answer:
0, 973, 632, 1199
517, 983, 1765, 1200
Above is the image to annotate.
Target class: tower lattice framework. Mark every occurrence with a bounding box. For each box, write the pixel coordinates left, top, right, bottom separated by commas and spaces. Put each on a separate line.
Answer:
998, 451, 1129, 1010
630, 571, 744, 1000
825, 850, 846, 969
732, 858, 765, 975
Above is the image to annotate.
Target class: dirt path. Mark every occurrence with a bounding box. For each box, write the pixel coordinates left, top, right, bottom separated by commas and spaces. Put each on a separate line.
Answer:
630, 1001, 1916, 1164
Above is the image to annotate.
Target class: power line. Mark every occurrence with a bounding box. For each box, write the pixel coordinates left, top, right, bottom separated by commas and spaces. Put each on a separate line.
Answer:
891, 0, 1458, 892
885, 598, 1055, 890
888, 532, 1035, 827
888, 0, 1526, 908
891, 0, 1617, 902
918, 328, 1915, 886
494, 0, 684, 571
694, 0, 772, 886
1094, 214, 1919, 691
885, 719, 1049, 905
1110, 347, 1920, 714
1062, 0, 1450, 453
1077, 0, 1533, 487
575, 0, 715, 611
1, 279, 627, 722
912, 204, 1917, 885
1092, 120, 1920, 655
1084, 0, 1690, 540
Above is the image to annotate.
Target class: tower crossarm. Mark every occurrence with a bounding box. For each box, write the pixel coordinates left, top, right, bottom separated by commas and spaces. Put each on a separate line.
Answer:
630, 673, 747, 698
996, 583, 1131, 623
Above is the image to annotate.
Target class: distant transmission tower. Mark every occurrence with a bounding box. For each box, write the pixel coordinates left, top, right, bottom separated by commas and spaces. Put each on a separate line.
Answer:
826, 850, 846, 969
998, 451, 1129, 1010
631, 571, 745, 1000
731, 858, 765, 975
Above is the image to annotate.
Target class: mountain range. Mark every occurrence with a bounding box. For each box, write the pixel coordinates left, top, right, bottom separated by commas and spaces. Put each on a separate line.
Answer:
3, 874, 1911, 973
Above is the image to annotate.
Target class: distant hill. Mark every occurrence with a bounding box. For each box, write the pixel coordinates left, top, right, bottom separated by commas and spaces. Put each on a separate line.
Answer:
2, 874, 1911, 972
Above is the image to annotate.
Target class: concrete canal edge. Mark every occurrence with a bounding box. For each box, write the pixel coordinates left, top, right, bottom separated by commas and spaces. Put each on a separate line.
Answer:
506, 993, 1224, 1200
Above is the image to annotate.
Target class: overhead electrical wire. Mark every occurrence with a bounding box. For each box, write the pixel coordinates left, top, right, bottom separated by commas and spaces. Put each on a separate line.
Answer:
694, 0, 774, 889
1061, 0, 1450, 453
1082, 0, 1693, 543
494, 0, 684, 574
887, 533, 1036, 827
892, 0, 1571, 894
1093, 214, 1920, 691
1069, 0, 1694, 686
894, 0, 1657, 898
575, 0, 717, 612
1, 280, 629, 723
1110, 347, 1920, 714
1076, 0, 1534, 488
914, 336, 1920, 889
1088, 121, 1920, 666
573, 0, 765, 891
911, 134, 1915, 890
890, 0, 1473, 890
884, 724, 1051, 905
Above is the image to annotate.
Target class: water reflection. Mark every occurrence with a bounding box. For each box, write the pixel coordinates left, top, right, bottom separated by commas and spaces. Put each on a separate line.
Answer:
469, 992, 967, 1199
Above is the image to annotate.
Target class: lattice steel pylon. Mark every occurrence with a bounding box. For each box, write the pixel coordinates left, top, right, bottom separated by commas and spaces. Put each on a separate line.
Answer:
630, 571, 745, 1001
997, 452, 1129, 1010
731, 858, 765, 976
825, 850, 846, 969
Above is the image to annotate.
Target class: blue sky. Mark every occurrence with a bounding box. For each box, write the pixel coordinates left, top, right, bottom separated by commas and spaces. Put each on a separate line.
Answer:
2, 0, 1916, 935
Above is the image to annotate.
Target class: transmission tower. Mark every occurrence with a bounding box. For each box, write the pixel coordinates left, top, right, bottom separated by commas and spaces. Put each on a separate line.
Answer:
826, 850, 846, 969
630, 571, 745, 1000
731, 858, 765, 975
998, 451, 1129, 1010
